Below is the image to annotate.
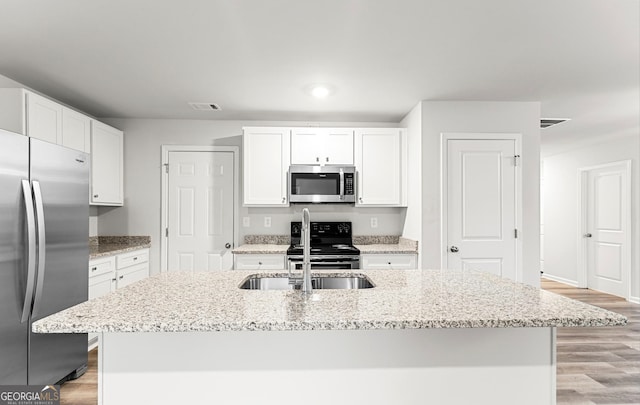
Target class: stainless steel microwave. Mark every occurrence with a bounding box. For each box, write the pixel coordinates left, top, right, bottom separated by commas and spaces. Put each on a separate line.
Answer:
289, 165, 356, 203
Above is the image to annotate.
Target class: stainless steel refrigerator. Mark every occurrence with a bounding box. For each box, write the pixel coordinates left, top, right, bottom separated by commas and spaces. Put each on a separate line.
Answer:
0, 128, 88, 385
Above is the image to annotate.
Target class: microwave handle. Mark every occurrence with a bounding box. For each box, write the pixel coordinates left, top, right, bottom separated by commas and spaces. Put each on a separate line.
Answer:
339, 168, 344, 200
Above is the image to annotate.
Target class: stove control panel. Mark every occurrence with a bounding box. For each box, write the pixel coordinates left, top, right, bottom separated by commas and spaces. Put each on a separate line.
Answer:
291, 221, 352, 238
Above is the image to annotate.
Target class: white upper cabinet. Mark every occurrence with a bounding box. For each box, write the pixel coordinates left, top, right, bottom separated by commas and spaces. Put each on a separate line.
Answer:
0, 88, 92, 153
355, 128, 407, 207
26, 92, 63, 145
61, 107, 91, 153
291, 128, 354, 165
243, 127, 291, 206
91, 120, 123, 206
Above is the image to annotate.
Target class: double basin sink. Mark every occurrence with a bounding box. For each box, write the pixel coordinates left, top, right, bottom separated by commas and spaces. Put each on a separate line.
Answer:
239, 274, 374, 290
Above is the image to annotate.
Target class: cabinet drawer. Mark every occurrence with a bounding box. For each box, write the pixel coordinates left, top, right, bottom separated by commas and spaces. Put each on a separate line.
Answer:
361, 254, 417, 270
116, 262, 149, 289
117, 249, 149, 269
89, 256, 116, 278
234, 254, 285, 270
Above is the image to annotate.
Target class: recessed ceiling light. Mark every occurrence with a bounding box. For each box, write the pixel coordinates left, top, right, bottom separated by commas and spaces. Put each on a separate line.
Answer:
306, 84, 335, 99
311, 86, 330, 98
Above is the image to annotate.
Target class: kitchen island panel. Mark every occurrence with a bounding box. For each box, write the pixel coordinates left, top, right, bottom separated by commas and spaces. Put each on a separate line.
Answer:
101, 327, 555, 405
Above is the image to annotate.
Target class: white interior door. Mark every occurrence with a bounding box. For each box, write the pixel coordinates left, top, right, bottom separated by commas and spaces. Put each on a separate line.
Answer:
584, 162, 630, 298
446, 139, 517, 280
167, 151, 234, 271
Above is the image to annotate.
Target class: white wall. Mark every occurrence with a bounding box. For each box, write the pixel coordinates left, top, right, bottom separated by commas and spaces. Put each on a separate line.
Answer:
99, 118, 404, 275
0, 74, 23, 88
400, 101, 423, 267
543, 134, 639, 301
420, 101, 541, 287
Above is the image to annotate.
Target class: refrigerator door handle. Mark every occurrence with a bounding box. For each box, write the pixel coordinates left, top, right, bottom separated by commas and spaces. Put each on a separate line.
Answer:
20, 180, 37, 323
31, 180, 47, 319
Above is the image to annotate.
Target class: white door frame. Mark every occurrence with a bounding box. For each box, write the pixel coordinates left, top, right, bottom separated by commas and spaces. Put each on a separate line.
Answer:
160, 145, 240, 272
441, 133, 523, 281
577, 160, 632, 299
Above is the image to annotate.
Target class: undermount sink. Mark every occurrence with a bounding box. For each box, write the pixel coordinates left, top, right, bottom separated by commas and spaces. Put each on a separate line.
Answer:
239, 274, 375, 290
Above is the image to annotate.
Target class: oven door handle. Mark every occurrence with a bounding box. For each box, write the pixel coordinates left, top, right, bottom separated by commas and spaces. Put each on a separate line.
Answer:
339, 168, 344, 200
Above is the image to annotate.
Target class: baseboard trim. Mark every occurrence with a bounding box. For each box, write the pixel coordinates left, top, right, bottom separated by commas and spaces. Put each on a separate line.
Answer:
629, 296, 639, 304
541, 273, 579, 287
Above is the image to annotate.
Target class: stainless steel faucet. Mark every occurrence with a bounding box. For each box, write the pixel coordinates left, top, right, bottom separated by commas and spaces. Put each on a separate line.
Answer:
300, 208, 312, 293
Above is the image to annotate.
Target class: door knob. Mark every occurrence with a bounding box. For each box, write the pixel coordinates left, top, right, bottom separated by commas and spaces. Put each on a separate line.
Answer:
225, 243, 231, 249
584, 233, 592, 238
450, 246, 459, 253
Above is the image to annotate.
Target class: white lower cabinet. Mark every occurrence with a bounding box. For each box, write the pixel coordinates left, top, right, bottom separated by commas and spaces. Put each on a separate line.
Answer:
360, 254, 417, 270
115, 249, 150, 289
87, 248, 149, 349
234, 254, 286, 270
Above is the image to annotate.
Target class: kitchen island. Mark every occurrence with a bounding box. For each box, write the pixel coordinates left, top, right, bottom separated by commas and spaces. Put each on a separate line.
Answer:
34, 269, 626, 405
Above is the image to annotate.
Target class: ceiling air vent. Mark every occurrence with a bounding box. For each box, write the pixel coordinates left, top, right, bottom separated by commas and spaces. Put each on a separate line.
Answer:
540, 118, 570, 129
188, 102, 221, 111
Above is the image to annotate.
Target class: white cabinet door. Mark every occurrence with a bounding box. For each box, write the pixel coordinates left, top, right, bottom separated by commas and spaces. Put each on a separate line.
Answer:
234, 254, 286, 270
61, 107, 91, 152
89, 272, 116, 299
323, 128, 353, 165
291, 128, 354, 165
291, 128, 323, 164
91, 120, 123, 206
0, 88, 27, 134
355, 128, 406, 207
26, 91, 62, 145
243, 127, 290, 206
361, 254, 417, 270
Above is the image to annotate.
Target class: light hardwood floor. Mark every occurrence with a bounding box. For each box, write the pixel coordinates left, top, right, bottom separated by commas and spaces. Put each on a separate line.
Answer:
542, 279, 640, 405
59, 280, 640, 405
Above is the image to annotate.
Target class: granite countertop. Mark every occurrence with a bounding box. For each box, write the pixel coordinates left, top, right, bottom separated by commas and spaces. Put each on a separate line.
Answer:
232, 235, 418, 255
231, 244, 289, 254
356, 237, 418, 254
90, 236, 151, 259
33, 269, 626, 334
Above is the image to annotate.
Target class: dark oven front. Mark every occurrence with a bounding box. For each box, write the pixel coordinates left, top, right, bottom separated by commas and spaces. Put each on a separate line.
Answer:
287, 256, 360, 270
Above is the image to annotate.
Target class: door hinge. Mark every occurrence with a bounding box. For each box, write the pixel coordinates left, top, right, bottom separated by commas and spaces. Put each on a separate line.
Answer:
514, 228, 518, 238
514, 155, 521, 167
163, 163, 169, 173
165, 228, 169, 237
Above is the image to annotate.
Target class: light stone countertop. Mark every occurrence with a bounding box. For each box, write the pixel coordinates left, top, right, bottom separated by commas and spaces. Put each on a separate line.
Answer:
356, 245, 417, 254
232, 236, 418, 255
33, 269, 626, 333
89, 236, 151, 259
231, 244, 289, 254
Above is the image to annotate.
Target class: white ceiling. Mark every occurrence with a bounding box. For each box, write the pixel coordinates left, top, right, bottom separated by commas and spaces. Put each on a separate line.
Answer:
0, 0, 638, 155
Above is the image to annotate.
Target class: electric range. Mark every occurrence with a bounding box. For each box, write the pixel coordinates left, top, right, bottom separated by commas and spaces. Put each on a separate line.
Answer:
286, 221, 360, 270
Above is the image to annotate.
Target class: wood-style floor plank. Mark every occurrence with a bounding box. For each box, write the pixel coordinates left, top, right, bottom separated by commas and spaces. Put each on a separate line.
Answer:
59, 279, 640, 405
542, 278, 640, 405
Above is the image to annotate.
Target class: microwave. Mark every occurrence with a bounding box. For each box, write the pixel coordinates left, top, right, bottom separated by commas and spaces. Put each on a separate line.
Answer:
289, 165, 356, 203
